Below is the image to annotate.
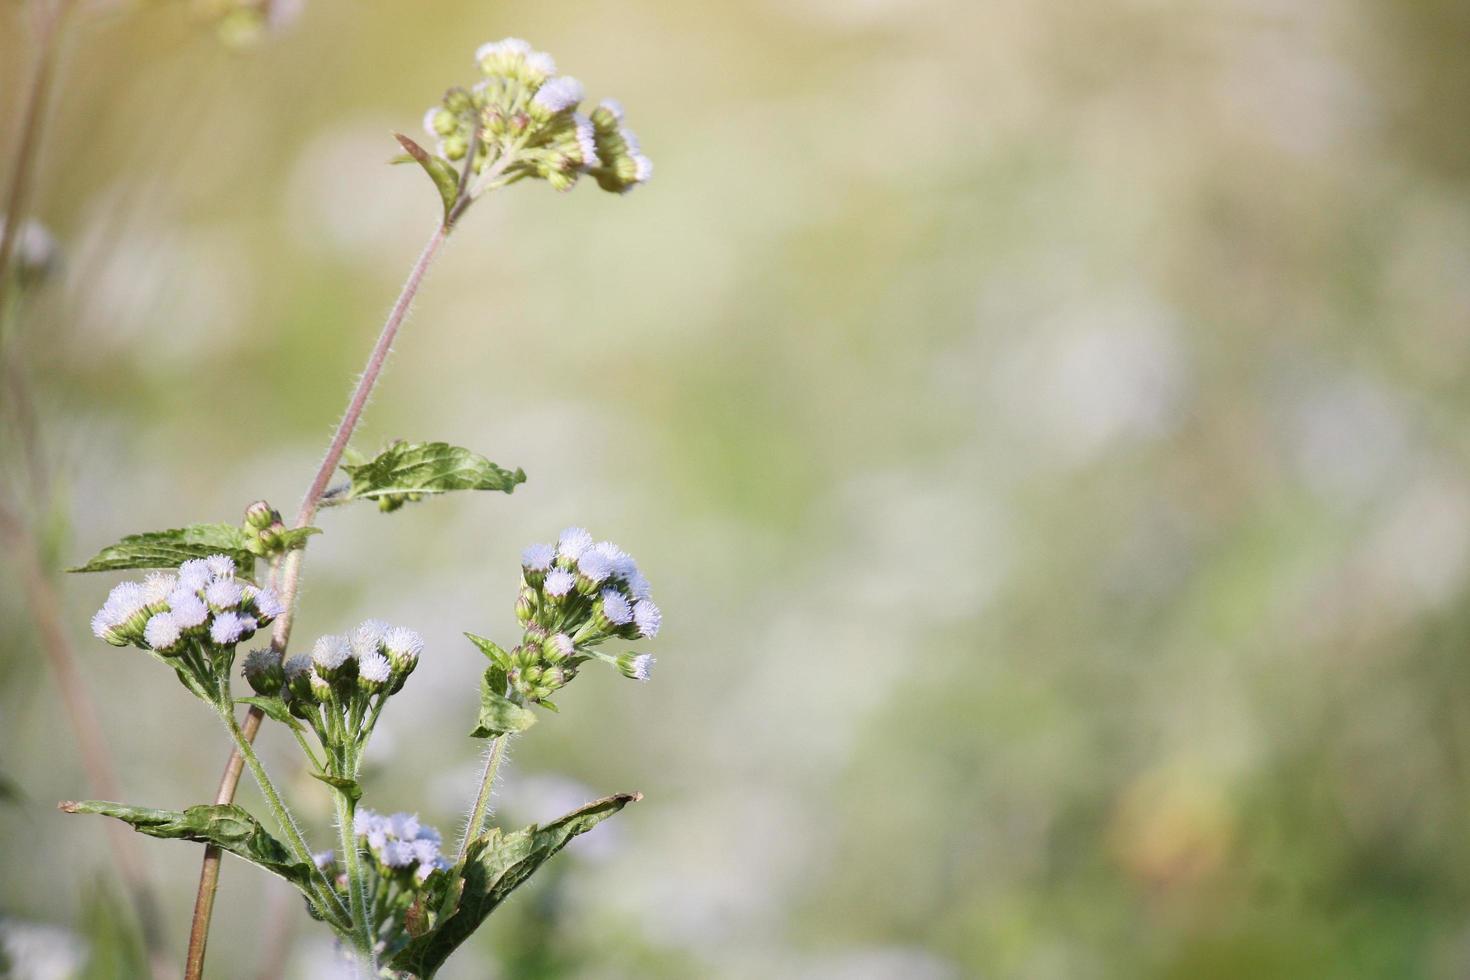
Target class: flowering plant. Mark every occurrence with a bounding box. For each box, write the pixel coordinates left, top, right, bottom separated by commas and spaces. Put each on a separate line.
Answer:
58, 38, 657, 980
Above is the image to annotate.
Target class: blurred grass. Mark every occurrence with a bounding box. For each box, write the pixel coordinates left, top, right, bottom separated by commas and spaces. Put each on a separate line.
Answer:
4, 0, 1470, 977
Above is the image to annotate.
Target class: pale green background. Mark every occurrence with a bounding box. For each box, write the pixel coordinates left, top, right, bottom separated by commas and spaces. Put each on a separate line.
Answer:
3, 0, 1470, 977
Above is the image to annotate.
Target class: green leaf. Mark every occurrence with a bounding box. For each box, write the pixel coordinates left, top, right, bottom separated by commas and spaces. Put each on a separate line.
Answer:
69, 524, 255, 576
471, 676, 536, 739
309, 773, 364, 804
275, 526, 321, 552
60, 800, 316, 892
237, 696, 304, 733
465, 632, 512, 669
340, 441, 526, 511
395, 133, 461, 224
388, 793, 640, 978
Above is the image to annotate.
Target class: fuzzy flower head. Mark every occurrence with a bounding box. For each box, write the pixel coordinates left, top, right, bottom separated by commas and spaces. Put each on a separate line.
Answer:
355, 807, 447, 880
413, 40, 650, 195
242, 647, 284, 696
90, 554, 266, 658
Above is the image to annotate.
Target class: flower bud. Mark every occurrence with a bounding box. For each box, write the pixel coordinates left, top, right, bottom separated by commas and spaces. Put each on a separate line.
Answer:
384, 626, 423, 691
542, 632, 574, 664
284, 655, 314, 701
242, 648, 284, 695
244, 500, 278, 530
309, 668, 334, 704
515, 584, 536, 624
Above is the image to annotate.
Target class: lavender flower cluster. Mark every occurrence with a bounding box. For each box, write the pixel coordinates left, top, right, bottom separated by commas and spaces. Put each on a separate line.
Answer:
422, 37, 652, 194
352, 809, 450, 883
499, 527, 660, 703
90, 555, 282, 655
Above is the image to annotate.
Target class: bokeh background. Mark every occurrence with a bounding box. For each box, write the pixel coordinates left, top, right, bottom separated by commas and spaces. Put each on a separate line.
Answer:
3, 0, 1470, 977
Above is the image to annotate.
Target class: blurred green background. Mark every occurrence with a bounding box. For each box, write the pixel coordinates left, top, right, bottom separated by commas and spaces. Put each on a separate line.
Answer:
4, 0, 1470, 977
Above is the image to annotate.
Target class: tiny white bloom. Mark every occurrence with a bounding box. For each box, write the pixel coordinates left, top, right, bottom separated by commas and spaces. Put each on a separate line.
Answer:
632, 153, 653, 183
525, 50, 557, 77
390, 812, 420, 840
531, 76, 584, 114
144, 612, 182, 651
142, 572, 177, 604
177, 559, 212, 592
90, 610, 114, 638
353, 809, 380, 836
252, 587, 285, 619
102, 581, 146, 621
359, 650, 391, 684
283, 654, 312, 681
423, 106, 442, 137
599, 99, 625, 122
630, 653, 655, 681
313, 850, 335, 870
168, 590, 209, 629
204, 578, 243, 610
600, 589, 632, 625
210, 611, 249, 646
544, 569, 575, 597
549, 633, 575, 658
383, 627, 424, 663
411, 837, 440, 865
577, 550, 613, 584
351, 619, 389, 656
633, 599, 661, 638
312, 634, 352, 670
383, 840, 416, 868
204, 554, 236, 580
626, 570, 653, 600
556, 527, 594, 562
521, 543, 555, 571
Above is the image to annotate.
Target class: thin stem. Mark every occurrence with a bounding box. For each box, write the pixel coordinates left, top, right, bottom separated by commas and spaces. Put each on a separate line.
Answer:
333, 742, 374, 962
219, 708, 350, 926
457, 735, 509, 861
185, 216, 456, 974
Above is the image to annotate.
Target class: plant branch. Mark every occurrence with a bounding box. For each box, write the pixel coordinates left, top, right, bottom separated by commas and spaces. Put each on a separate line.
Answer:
456, 735, 509, 861
185, 217, 454, 975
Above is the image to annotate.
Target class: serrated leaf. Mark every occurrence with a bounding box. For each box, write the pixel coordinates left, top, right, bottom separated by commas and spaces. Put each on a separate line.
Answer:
394, 133, 460, 224
465, 632, 511, 669
69, 524, 256, 576
388, 794, 639, 978
309, 773, 363, 803
471, 677, 536, 739
236, 696, 304, 733
341, 441, 525, 509
60, 800, 316, 891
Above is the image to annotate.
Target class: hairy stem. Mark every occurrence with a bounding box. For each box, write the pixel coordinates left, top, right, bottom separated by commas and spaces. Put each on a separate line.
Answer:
219, 707, 349, 926
457, 735, 509, 861
333, 743, 374, 963
185, 218, 454, 974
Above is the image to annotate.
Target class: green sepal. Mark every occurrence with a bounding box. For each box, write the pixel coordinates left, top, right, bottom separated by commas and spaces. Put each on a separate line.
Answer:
68, 523, 256, 577
470, 675, 536, 739
310, 773, 364, 804
465, 632, 512, 669
59, 800, 317, 892
237, 696, 305, 733
388, 794, 640, 978
394, 133, 460, 225
338, 440, 526, 510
